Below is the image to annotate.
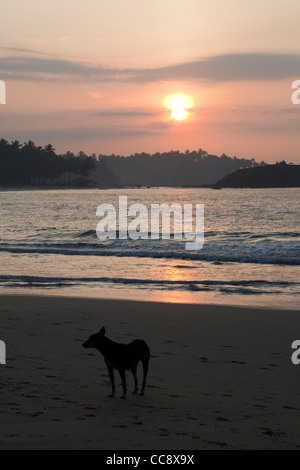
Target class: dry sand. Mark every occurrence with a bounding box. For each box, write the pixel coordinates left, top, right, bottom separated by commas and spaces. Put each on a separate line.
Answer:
0, 295, 300, 450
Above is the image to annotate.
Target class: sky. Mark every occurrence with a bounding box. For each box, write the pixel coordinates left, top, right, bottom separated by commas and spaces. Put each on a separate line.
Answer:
0, 0, 299, 163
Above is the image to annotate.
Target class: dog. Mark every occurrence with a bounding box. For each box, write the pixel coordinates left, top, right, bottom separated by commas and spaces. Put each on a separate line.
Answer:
83, 327, 150, 399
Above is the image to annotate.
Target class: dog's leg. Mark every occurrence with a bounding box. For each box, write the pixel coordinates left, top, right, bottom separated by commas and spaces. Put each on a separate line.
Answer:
131, 365, 138, 394
106, 362, 115, 398
140, 359, 149, 396
119, 369, 127, 399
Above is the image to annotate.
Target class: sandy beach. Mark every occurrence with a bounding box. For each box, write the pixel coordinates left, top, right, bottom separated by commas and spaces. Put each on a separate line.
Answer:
0, 295, 299, 450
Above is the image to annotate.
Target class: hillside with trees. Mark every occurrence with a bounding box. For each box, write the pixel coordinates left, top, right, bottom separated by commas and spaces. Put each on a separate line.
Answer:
0, 139, 97, 186
0, 138, 263, 188
99, 150, 261, 187
212, 161, 300, 188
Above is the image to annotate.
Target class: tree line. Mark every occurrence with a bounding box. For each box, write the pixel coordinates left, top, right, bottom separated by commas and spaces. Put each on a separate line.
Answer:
0, 139, 96, 186
0, 138, 266, 187
99, 149, 265, 186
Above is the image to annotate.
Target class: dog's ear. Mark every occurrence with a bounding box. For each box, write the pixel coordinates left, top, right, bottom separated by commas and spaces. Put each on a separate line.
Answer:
99, 327, 106, 336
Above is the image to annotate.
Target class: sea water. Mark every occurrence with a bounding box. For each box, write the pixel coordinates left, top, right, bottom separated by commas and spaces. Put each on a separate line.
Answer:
0, 187, 299, 309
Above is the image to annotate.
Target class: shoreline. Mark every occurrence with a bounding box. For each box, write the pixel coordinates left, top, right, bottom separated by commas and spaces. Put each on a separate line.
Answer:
0, 292, 299, 313
1, 186, 299, 191
1, 294, 300, 449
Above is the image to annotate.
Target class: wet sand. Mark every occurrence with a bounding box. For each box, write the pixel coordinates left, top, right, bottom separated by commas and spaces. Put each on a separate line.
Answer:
0, 295, 299, 449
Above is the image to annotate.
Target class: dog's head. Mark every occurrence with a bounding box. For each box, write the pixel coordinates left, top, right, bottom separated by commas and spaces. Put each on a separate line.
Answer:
83, 327, 106, 349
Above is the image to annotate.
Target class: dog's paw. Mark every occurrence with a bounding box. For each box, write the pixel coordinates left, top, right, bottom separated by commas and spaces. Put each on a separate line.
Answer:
108, 393, 115, 398
132, 390, 138, 395
120, 395, 127, 400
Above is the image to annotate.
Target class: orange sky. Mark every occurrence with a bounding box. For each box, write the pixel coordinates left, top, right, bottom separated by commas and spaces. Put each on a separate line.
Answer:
0, 0, 299, 163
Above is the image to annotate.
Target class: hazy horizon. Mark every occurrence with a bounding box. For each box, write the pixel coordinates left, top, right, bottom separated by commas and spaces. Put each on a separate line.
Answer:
0, 0, 300, 163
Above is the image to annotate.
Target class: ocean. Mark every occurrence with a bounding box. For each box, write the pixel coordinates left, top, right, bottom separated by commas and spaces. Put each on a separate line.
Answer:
0, 187, 299, 309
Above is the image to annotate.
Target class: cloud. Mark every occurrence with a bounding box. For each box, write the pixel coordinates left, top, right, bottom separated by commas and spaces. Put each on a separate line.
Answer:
198, 104, 300, 135
0, 53, 299, 83
0, 126, 154, 145
91, 110, 158, 117
0, 110, 159, 130
0, 56, 117, 81
278, 106, 300, 115
0, 110, 168, 144
0, 45, 58, 58
133, 53, 300, 83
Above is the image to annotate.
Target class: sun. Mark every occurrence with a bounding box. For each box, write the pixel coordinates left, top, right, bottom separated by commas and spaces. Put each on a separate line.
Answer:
171, 105, 187, 121
163, 93, 194, 121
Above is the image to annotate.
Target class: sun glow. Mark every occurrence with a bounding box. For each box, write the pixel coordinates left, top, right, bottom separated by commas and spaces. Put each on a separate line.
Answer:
163, 93, 194, 121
